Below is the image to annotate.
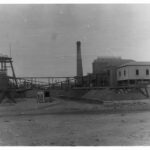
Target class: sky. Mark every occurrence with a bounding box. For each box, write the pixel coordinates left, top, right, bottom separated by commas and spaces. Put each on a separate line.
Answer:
0, 4, 150, 77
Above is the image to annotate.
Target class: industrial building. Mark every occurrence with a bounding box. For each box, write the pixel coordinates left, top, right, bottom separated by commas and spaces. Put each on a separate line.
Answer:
117, 62, 150, 85
1, 40, 150, 92
91, 59, 150, 87
92, 56, 135, 86
92, 56, 135, 74
76, 41, 150, 87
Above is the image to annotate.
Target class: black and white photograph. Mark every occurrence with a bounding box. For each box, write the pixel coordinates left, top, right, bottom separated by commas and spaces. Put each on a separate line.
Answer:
0, 2, 150, 146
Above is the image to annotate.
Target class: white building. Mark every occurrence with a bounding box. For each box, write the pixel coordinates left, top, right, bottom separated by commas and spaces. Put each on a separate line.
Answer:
117, 62, 150, 85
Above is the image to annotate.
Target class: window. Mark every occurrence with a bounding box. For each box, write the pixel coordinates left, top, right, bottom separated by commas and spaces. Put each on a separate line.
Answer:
136, 69, 139, 75
124, 70, 126, 76
146, 69, 149, 75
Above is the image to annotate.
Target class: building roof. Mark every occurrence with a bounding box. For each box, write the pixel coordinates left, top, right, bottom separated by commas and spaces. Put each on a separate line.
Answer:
118, 61, 150, 68
93, 56, 122, 63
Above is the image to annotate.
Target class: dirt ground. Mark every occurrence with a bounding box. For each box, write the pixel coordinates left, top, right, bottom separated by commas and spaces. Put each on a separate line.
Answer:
0, 98, 150, 145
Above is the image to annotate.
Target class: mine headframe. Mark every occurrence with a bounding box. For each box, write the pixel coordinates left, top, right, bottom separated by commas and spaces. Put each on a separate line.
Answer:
0, 55, 18, 103
0, 55, 18, 88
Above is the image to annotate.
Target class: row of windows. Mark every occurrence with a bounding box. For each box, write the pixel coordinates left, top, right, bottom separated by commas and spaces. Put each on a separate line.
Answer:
118, 69, 150, 77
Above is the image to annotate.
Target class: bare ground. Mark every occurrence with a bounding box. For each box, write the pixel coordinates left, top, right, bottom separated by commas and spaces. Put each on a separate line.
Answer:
0, 98, 150, 145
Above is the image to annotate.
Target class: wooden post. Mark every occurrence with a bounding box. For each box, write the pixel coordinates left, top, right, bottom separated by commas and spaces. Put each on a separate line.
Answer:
4, 62, 6, 71
60, 82, 62, 89
95, 74, 98, 87
89, 75, 90, 87
82, 76, 84, 87
10, 60, 18, 88
74, 78, 76, 87
145, 87, 149, 98
48, 77, 50, 89
1, 62, 2, 70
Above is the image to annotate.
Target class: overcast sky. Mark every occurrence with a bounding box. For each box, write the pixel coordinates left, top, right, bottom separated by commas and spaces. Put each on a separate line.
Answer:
0, 4, 150, 77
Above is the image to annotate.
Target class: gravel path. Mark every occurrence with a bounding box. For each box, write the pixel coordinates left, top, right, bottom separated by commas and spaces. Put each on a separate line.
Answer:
0, 98, 150, 145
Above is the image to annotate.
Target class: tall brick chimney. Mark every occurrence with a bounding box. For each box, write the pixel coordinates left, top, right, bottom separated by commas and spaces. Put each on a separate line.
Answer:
76, 41, 83, 77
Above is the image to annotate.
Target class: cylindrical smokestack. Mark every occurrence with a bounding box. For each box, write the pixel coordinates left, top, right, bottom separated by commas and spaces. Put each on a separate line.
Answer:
76, 41, 83, 77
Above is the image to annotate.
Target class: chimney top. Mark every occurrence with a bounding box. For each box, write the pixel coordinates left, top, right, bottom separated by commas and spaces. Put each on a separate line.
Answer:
76, 41, 81, 46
